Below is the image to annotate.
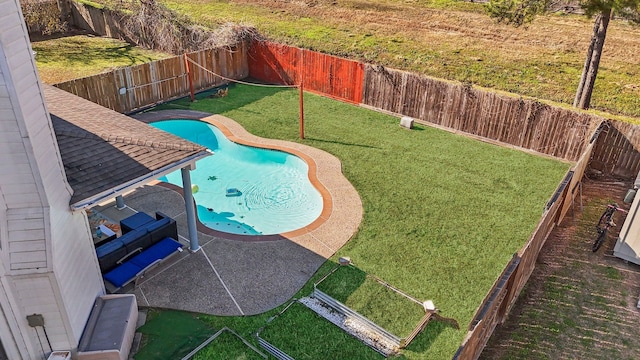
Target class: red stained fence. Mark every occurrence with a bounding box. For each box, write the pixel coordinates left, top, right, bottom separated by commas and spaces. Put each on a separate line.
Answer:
247, 40, 640, 178
248, 41, 364, 103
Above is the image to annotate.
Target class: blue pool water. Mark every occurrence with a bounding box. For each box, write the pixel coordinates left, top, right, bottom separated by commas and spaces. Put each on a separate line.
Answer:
152, 120, 323, 235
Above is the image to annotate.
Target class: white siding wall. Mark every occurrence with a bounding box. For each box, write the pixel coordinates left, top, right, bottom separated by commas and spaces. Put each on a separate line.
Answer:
7, 208, 47, 271
48, 193, 104, 339
0, 0, 105, 357
0, 0, 49, 275
10, 275, 69, 354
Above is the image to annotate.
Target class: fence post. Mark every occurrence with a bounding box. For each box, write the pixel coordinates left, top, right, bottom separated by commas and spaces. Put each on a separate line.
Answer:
299, 82, 305, 140
184, 53, 195, 102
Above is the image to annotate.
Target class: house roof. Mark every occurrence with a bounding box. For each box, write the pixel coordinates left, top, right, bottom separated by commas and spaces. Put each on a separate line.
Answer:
44, 85, 211, 210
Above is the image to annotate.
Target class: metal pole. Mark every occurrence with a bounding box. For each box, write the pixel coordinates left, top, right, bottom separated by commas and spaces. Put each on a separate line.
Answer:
184, 53, 195, 102
299, 82, 305, 139
115, 195, 125, 210
181, 167, 200, 252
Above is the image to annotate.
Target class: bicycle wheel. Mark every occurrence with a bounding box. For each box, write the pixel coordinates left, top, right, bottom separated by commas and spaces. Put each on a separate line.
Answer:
592, 228, 608, 252
597, 207, 614, 229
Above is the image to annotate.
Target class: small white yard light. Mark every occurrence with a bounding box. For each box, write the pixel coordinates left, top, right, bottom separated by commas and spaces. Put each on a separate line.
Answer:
400, 116, 414, 129
423, 300, 436, 312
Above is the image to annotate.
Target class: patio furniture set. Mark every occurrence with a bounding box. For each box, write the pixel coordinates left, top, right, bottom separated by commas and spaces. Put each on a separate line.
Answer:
94, 211, 183, 293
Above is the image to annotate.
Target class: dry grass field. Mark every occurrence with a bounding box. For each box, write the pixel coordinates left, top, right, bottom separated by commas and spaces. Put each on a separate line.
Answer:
163, 0, 640, 118
32, 33, 170, 84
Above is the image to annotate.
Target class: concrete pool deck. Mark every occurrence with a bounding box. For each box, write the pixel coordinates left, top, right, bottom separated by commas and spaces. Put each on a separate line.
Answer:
97, 110, 362, 315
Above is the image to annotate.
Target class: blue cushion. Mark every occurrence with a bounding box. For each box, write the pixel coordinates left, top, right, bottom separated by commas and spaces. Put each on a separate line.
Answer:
103, 262, 143, 288
118, 228, 147, 246
120, 212, 155, 230
130, 238, 182, 269
102, 237, 182, 289
96, 239, 124, 258
144, 217, 171, 233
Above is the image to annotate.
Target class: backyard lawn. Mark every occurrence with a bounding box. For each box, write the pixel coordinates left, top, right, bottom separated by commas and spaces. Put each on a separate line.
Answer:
32, 34, 170, 84
133, 84, 570, 359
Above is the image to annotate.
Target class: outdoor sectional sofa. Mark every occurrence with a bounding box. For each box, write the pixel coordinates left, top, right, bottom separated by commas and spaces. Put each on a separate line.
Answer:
95, 212, 183, 292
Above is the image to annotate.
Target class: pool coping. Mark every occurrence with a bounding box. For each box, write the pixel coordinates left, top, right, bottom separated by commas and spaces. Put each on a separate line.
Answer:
133, 110, 363, 258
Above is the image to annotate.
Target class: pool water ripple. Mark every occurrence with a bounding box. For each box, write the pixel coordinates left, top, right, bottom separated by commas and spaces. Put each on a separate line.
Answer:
152, 119, 323, 235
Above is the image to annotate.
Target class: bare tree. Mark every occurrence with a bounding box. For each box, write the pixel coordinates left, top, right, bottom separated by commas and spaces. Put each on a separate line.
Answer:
106, 0, 262, 54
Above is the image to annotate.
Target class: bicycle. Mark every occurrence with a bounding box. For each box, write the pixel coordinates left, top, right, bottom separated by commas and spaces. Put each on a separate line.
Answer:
593, 203, 628, 252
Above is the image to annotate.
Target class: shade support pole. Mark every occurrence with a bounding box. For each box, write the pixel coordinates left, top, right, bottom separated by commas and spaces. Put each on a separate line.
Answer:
181, 167, 200, 252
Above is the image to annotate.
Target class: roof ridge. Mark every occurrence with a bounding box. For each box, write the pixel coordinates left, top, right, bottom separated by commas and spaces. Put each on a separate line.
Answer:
99, 133, 204, 152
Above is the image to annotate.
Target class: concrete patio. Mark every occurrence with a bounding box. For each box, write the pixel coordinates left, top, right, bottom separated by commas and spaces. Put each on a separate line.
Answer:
92, 111, 363, 316
95, 185, 325, 315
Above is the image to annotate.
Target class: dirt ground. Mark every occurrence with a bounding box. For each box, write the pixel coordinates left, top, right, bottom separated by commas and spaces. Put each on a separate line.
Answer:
480, 177, 640, 360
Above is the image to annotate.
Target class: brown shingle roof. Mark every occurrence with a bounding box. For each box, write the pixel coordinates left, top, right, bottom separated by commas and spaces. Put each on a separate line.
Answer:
44, 85, 210, 208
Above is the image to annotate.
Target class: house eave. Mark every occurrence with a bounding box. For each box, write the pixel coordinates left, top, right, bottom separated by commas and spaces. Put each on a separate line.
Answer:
70, 150, 212, 211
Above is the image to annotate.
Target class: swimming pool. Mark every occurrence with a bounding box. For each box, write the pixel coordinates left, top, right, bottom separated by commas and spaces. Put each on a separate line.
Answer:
152, 119, 323, 235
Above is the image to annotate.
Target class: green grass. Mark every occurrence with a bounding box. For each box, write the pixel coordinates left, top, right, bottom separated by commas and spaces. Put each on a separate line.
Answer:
32, 34, 170, 84
135, 310, 215, 359
75, 0, 105, 9
316, 265, 426, 337
603, 266, 623, 280
259, 302, 384, 359
134, 84, 570, 359
191, 331, 265, 360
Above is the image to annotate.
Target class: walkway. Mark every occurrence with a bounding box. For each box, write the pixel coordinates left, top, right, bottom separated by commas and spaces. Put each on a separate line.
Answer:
95, 111, 363, 315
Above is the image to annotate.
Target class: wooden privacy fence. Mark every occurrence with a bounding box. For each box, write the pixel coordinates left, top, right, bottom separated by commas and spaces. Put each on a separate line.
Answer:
248, 41, 364, 104
247, 42, 640, 177
557, 129, 601, 221
590, 120, 640, 178
246, 42, 614, 358
55, 45, 248, 113
362, 65, 603, 162
247, 43, 617, 166
453, 126, 601, 360
69, 0, 126, 40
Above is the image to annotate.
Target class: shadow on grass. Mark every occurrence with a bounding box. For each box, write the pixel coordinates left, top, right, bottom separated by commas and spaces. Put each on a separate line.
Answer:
309, 263, 461, 355
155, 83, 291, 115
29, 28, 93, 42
135, 310, 215, 360
33, 34, 156, 67
315, 263, 458, 347
259, 301, 384, 360
404, 319, 460, 353
190, 329, 267, 360
306, 136, 381, 149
